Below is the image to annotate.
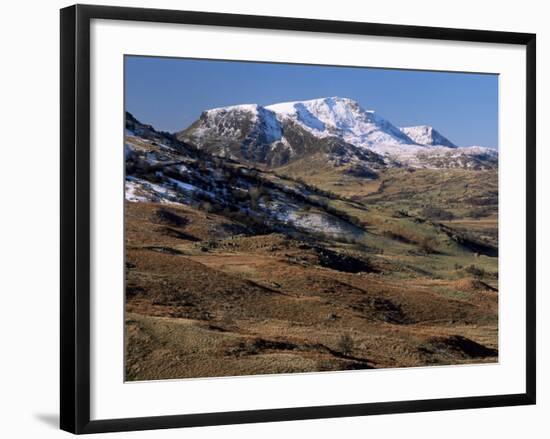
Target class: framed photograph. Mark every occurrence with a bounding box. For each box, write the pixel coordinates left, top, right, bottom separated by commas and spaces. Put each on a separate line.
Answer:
60, 4, 536, 434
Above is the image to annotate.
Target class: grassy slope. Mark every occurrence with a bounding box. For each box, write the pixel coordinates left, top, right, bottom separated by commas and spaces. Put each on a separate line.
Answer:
125, 194, 498, 380
272, 166, 498, 279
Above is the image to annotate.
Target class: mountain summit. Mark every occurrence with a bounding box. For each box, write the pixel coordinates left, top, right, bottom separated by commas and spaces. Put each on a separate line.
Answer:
177, 97, 497, 171
266, 97, 414, 147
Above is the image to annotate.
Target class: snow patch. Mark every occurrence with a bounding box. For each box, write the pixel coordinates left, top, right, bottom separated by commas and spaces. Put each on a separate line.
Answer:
166, 178, 199, 192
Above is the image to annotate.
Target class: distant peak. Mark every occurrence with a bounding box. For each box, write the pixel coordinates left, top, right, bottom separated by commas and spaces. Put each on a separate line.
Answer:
400, 125, 457, 148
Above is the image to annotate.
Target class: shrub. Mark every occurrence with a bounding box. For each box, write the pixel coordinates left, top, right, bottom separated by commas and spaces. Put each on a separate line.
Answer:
419, 236, 438, 254
421, 206, 455, 221
464, 264, 485, 278
468, 207, 494, 219
337, 333, 355, 356
382, 228, 413, 244
199, 201, 215, 213
392, 209, 410, 218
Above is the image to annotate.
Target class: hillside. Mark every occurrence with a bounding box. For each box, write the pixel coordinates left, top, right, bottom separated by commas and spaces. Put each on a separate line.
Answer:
125, 112, 498, 380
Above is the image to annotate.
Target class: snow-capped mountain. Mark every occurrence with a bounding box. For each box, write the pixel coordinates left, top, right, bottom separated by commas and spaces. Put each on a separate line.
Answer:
177, 97, 497, 171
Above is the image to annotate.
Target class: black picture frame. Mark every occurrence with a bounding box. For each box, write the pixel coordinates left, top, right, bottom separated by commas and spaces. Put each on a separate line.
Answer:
60, 4, 536, 434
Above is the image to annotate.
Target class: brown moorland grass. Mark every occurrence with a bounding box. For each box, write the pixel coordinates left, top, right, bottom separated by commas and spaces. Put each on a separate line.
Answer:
125, 201, 498, 381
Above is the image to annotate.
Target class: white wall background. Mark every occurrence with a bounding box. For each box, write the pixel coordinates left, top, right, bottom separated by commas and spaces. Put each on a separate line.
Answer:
0, 0, 547, 437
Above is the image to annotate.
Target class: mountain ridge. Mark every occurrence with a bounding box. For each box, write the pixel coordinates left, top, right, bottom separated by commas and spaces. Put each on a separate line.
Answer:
175, 96, 497, 171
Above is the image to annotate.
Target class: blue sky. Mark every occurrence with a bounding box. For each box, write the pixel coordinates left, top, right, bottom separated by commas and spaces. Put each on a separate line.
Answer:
125, 56, 498, 148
